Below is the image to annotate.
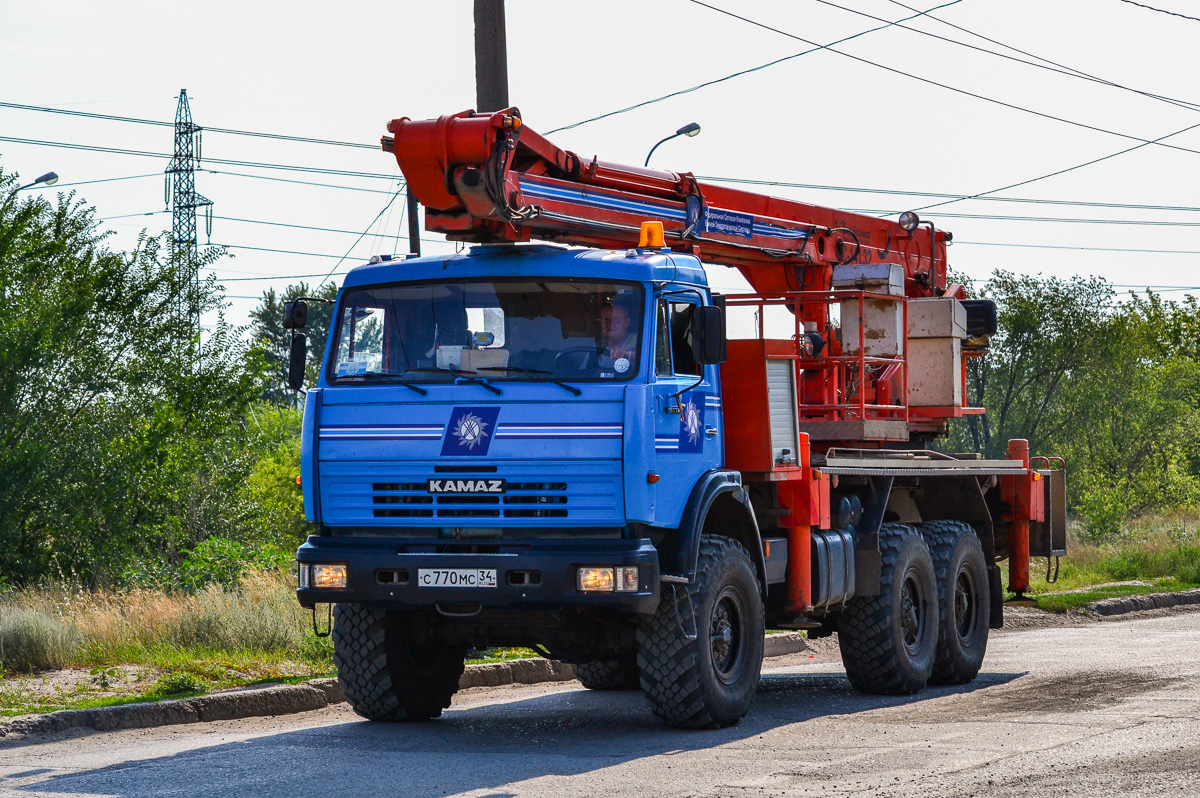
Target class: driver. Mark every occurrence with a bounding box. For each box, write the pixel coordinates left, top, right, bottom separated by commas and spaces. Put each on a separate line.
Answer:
600, 294, 638, 367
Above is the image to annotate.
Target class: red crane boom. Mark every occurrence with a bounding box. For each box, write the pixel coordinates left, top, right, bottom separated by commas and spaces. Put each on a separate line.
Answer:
382, 107, 953, 299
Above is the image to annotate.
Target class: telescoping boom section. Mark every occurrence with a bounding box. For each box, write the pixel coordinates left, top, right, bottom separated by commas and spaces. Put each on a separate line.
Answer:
383, 107, 948, 297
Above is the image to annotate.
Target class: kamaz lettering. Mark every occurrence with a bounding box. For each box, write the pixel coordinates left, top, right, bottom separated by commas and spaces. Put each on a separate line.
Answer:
426, 478, 506, 494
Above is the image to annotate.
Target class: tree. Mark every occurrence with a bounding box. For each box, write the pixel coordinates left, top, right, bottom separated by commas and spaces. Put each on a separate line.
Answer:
0, 166, 295, 584
248, 281, 337, 404
944, 271, 1200, 536
956, 271, 1112, 458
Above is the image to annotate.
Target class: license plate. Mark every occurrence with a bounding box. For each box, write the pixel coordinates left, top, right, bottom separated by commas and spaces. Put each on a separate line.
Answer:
417, 568, 498, 588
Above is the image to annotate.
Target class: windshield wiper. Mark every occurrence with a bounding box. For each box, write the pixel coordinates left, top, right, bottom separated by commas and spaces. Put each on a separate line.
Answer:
403, 367, 503, 396
476, 366, 582, 396
336, 373, 428, 395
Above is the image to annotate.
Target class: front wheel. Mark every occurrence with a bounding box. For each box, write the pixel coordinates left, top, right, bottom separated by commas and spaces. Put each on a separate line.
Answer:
637, 535, 765, 729
837, 523, 938, 695
333, 605, 466, 721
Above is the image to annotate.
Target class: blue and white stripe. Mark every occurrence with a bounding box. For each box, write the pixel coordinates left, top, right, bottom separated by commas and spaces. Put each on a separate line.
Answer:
522, 177, 809, 242
752, 220, 809, 241
521, 178, 687, 222
655, 435, 680, 452
319, 424, 443, 441
496, 423, 622, 440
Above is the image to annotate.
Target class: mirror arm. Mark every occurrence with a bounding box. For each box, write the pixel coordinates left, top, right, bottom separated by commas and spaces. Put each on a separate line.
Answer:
671, 374, 706, 413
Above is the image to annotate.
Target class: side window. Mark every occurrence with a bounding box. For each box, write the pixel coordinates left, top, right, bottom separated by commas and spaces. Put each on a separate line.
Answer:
655, 300, 673, 375
334, 306, 388, 375
670, 301, 700, 377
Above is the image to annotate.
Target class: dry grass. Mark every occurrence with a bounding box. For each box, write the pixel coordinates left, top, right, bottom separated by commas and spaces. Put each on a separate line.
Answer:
0, 569, 326, 675
1020, 514, 1200, 610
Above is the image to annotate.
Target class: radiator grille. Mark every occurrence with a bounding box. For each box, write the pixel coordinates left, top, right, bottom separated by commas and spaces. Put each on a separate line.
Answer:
323, 462, 622, 526
371, 481, 571, 519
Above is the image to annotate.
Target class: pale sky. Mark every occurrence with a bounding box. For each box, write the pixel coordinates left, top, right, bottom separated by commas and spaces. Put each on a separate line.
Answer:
4, 0, 1200, 329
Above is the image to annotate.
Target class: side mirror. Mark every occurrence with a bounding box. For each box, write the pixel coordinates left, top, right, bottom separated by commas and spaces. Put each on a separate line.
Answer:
691, 305, 726, 365
287, 333, 307, 391
283, 300, 309, 330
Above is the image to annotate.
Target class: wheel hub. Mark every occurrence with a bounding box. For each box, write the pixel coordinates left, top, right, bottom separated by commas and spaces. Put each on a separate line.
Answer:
900, 569, 926, 653
954, 569, 977, 641
710, 589, 745, 684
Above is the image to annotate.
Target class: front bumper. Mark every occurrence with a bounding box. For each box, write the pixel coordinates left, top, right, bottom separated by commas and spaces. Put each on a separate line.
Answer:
295, 535, 661, 615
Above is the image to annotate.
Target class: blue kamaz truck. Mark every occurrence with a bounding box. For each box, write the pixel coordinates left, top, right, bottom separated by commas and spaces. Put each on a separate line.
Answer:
290, 110, 1065, 729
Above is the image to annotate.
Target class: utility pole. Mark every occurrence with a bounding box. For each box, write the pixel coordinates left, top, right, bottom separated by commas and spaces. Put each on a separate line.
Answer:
407, 189, 421, 257
164, 89, 213, 344
396, 0, 505, 258
474, 0, 509, 111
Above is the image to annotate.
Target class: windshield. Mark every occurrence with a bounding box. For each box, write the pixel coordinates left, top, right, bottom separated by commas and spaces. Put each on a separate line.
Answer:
328, 279, 644, 384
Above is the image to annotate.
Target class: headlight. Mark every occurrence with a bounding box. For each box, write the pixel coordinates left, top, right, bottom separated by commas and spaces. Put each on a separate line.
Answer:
311, 564, 348, 589
577, 566, 639, 592
578, 567, 614, 592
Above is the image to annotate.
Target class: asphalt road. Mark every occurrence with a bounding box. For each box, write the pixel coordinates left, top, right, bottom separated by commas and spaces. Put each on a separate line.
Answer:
3, 608, 1199, 798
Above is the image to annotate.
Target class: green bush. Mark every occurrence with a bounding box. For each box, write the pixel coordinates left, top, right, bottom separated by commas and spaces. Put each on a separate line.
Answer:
175, 582, 304, 653
151, 671, 208, 697
0, 607, 81, 672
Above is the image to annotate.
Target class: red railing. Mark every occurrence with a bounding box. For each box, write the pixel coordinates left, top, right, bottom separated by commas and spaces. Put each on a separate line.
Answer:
725, 290, 909, 425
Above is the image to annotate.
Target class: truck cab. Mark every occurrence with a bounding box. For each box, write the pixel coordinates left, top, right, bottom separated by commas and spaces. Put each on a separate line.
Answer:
298, 243, 726, 610
295, 243, 759, 726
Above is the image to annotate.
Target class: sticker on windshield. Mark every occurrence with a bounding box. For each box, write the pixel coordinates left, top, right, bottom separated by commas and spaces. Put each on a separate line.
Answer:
336, 360, 368, 377
614, 357, 630, 374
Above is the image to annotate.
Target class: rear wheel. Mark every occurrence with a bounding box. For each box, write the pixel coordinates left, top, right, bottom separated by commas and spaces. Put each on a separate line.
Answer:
837, 523, 938, 695
919, 521, 990, 685
574, 658, 640, 691
333, 604, 466, 721
637, 535, 765, 728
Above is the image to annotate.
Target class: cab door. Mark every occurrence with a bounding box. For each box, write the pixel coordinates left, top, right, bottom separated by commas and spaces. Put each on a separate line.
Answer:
651, 294, 722, 526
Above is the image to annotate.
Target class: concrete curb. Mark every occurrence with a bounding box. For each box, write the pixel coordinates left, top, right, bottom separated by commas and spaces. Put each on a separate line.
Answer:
1089, 588, 1200, 616
0, 634, 808, 739
1, 683, 333, 739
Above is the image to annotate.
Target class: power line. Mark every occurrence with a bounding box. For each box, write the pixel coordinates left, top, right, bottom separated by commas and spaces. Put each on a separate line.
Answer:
207, 247, 350, 264
0, 100, 377, 149
213, 214, 446, 245
697, 174, 1200, 213
906, 120, 1200, 214
317, 191, 405, 288
845, 208, 1200, 227
812, 0, 1200, 114
18, 169, 399, 196
684, 0, 1200, 161
24, 173, 161, 189
883, 0, 1200, 111
545, 0, 966, 134
203, 169, 399, 194
99, 210, 170, 221
1117, 0, 1200, 23
0, 135, 398, 180
955, 240, 1200, 255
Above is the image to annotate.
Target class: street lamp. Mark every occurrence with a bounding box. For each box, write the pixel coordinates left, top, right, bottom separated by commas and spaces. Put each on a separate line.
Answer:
644, 123, 701, 167
15, 172, 59, 192
3, 171, 59, 212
